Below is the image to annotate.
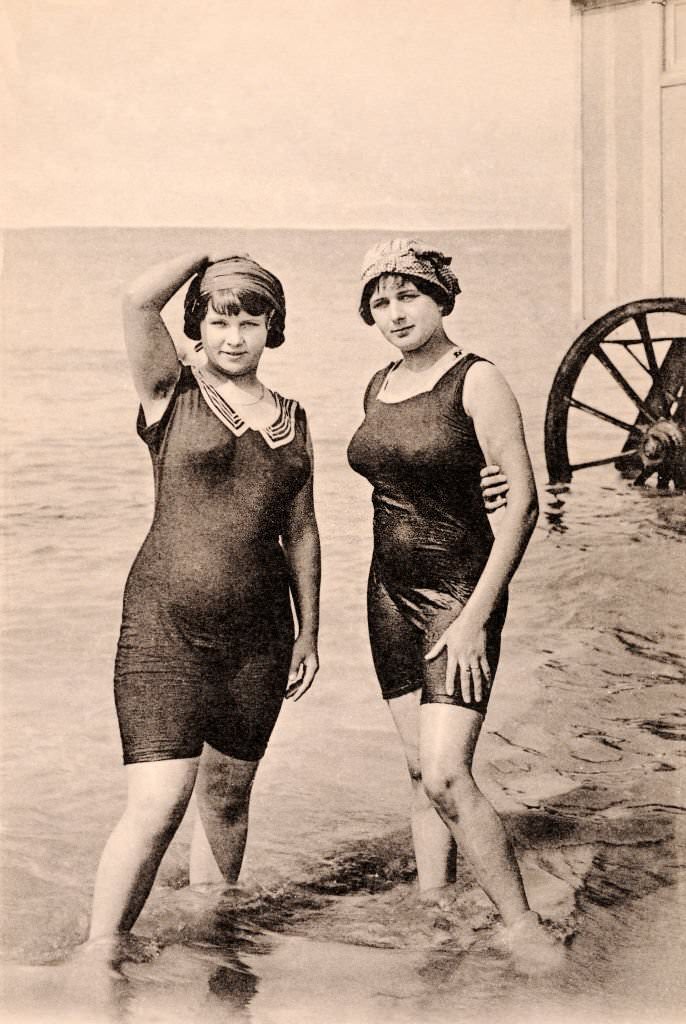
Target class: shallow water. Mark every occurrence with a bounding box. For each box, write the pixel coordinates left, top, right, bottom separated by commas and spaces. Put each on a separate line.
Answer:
1, 228, 685, 1023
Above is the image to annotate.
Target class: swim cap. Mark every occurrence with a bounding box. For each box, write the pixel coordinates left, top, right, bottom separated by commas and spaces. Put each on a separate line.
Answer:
199, 256, 286, 318
359, 238, 461, 324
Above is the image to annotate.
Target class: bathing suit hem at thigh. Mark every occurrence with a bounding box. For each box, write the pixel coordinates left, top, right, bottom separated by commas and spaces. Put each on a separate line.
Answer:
205, 733, 272, 764
383, 679, 423, 702
122, 745, 204, 766
123, 731, 279, 766
202, 739, 261, 766
420, 691, 488, 716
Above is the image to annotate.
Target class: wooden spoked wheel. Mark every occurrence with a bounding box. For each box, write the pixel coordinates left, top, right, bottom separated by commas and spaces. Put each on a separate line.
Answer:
544, 298, 686, 489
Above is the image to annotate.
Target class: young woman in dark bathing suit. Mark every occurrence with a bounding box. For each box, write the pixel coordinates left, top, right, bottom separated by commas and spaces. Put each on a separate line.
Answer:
347, 238, 563, 970
87, 252, 320, 947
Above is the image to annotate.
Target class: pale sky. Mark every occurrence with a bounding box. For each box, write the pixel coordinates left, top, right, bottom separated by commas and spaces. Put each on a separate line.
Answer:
1, 0, 574, 229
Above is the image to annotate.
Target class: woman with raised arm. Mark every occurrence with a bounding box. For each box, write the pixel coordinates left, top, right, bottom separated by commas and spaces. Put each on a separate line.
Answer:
347, 239, 561, 972
87, 252, 320, 950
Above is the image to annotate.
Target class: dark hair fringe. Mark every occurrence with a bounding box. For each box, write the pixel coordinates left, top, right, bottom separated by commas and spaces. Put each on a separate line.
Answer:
183, 275, 286, 348
359, 273, 453, 325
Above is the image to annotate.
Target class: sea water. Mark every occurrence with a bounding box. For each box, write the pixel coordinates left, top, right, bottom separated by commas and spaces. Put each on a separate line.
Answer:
1, 228, 684, 1023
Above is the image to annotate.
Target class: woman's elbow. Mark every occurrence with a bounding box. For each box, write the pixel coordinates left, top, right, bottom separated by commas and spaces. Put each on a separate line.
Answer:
509, 486, 538, 534
282, 519, 306, 552
122, 287, 158, 315
294, 519, 321, 553
122, 288, 142, 312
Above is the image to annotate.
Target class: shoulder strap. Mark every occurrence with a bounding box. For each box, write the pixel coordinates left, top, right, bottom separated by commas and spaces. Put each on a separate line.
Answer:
363, 364, 395, 410
445, 353, 492, 418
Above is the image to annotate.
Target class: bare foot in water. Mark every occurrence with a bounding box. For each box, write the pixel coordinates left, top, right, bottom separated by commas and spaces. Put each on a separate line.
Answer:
417, 885, 455, 912
73, 932, 161, 972
500, 910, 567, 976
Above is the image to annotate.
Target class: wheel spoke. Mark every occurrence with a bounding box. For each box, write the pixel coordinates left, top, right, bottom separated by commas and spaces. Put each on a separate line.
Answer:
634, 314, 672, 414
620, 343, 679, 405
570, 450, 639, 472
622, 345, 650, 374
592, 346, 658, 422
567, 396, 643, 434
603, 335, 686, 345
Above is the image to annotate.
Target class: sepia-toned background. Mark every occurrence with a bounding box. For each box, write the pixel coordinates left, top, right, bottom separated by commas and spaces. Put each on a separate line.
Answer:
1, 2, 684, 1023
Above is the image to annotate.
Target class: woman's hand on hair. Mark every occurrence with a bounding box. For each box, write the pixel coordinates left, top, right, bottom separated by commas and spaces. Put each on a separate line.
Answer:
425, 612, 492, 704
285, 634, 319, 701
480, 464, 509, 512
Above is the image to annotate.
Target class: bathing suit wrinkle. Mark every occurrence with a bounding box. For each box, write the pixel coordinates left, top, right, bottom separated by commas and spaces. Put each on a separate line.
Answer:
114, 365, 311, 764
347, 353, 507, 711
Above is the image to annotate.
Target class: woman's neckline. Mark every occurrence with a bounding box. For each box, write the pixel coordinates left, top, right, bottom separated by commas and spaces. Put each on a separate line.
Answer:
376, 346, 468, 405
191, 366, 291, 444
199, 368, 267, 407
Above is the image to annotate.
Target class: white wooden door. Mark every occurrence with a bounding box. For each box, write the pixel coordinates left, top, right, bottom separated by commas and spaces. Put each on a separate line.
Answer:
662, 0, 686, 295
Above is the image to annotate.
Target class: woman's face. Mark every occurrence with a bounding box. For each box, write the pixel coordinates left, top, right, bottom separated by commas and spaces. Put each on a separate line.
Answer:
200, 303, 270, 378
368, 275, 444, 354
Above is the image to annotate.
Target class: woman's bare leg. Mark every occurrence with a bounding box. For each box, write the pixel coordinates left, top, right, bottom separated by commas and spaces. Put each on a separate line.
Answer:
89, 757, 199, 939
189, 745, 259, 885
189, 805, 224, 885
387, 690, 455, 894
419, 703, 528, 925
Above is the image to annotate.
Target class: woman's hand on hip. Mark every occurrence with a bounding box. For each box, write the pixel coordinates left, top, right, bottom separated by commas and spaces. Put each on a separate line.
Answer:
286, 634, 319, 701
425, 614, 492, 704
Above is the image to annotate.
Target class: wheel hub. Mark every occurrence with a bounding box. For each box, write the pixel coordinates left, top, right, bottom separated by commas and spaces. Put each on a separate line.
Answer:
638, 418, 685, 473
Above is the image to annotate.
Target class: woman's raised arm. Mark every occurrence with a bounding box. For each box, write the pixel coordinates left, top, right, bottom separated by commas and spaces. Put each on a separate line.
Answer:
122, 252, 208, 422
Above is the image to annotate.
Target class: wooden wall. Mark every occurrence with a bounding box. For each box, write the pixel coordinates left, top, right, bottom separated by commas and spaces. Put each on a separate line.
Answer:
572, 0, 686, 323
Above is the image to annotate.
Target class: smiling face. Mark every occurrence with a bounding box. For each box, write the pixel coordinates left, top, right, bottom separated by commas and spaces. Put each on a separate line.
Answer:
200, 299, 270, 379
368, 275, 446, 355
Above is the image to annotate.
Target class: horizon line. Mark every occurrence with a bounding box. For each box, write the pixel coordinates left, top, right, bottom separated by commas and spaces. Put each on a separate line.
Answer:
1, 223, 570, 233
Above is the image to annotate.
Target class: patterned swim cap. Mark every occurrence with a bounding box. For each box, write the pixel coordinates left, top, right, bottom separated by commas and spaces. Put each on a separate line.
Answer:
359, 238, 461, 324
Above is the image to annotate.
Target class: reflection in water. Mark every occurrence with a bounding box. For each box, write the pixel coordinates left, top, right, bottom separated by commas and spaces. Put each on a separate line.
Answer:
543, 484, 570, 533
207, 961, 258, 1019
542, 475, 686, 537
6, 791, 681, 1024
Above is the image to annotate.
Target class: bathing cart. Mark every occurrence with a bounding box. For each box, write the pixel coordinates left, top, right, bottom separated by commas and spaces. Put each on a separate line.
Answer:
544, 0, 686, 488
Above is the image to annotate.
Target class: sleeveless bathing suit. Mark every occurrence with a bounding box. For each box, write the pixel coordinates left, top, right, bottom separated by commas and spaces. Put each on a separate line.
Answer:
347, 353, 507, 712
114, 366, 311, 764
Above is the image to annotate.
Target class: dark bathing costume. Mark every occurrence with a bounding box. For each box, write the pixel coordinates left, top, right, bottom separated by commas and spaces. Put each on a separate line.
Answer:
114, 365, 310, 764
347, 350, 507, 713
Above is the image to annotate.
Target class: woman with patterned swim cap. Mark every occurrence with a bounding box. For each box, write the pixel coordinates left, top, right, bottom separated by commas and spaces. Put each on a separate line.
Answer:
348, 239, 562, 970
86, 252, 320, 953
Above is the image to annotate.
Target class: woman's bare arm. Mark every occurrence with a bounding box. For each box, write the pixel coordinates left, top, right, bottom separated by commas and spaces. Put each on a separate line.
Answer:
461, 361, 538, 618
122, 252, 208, 423
281, 425, 321, 700
426, 362, 538, 699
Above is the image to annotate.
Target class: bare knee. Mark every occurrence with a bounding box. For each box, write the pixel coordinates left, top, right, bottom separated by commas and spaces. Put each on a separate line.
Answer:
422, 766, 475, 818
405, 758, 437, 813
123, 789, 190, 843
